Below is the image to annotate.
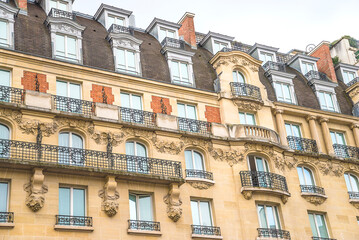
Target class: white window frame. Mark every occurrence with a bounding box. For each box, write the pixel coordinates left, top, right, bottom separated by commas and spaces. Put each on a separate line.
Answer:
274, 82, 296, 104
297, 166, 316, 186
115, 48, 139, 75
120, 92, 142, 110
308, 213, 331, 238
232, 71, 246, 83
0, 181, 9, 212
129, 193, 153, 221
256, 204, 281, 229
213, 40, 228, 53
170, 60, 192, 85
56, 80, 81, 99
285, 123, 302, 137
126, 141, 147, 157
270, 74, 297, 105
59, 186, 86, 216
0, 19, 9, 48
239, 112, 256, 125
59, 132, 84, 149
55, 34, 79, 62
0, 4, 17, 49
107, 14, 125, 26
159, 27, 177, 41
49, 0, 69, 11
300, 59, 317, 75
317, 91, 338, 112
191, 199, 214, 226
258, 49, 276, 64
330, 130, 346, 146
342, 69, 357, 84
344, 173, 359, 192
185, 149, 205, 171
177, 103, 197, 119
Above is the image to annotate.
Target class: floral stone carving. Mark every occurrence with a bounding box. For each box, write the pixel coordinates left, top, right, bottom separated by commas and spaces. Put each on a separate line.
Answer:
23, 168, 48, 212
98, 176, 120, 217
163, 183, 182, 222
301, 194, 327, 205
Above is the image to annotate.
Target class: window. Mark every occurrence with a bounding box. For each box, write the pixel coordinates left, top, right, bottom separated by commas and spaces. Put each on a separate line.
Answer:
56, 80, 81, 112
107, 14, 125, 28
318, 91, 336, 112
126, 141, 148, 173
55, 34, 78, 62
0, 20, 9, 48
357, 216, 359, 225
0, 69, 10, 103
285, 123, 301, 137
59, 187, 85, 225
248, 155, 269, 172
257, 204, 281, 230
177, 103, 196, 119
248, 156, 269, 187
213, 41, 228, 53
185, 150, 205, 171
0, 182, 9, 217
239, 112, 255, 125
58, 132, 84, 165
259, 51, 274, 63
120, 93, 142, 110
301, 61, 315, 74
297, 166, 315, 186
308, 213, 330, 239
343, 70, 357, 84
49, 0, 68, 11
120, 93, 143, 123
159, 27, 175, 42
232, 71, 245, 83
274, 82, 294, 103
0, 124, 10, 158
330, 131, 345, 145
191, 200, 213, 227
129, 193, 153, 221
115, 48, 137, 74
171, 61, 190, 85
344, 173, 359, 193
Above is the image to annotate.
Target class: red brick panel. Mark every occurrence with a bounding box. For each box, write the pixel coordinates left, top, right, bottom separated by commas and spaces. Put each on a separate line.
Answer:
90, 84, 114, 105
15, 0, 27, 10
310, 44, 337, 82
21, 71, 49, 93
151, 96, 172, 115
178, 14, 196, 47
205, 106, 221, 124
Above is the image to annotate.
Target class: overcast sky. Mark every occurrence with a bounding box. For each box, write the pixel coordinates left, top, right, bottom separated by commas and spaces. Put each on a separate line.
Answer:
73, 0, 358, 53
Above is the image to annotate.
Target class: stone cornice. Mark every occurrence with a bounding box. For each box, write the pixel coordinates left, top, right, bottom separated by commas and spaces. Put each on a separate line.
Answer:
209, 50, 262, 71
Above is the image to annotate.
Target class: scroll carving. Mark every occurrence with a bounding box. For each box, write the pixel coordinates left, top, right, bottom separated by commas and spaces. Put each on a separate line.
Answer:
163, 183, 182, 222
301, 194, 327, 205
23, 168, 48, 212
98, 176, 120, 217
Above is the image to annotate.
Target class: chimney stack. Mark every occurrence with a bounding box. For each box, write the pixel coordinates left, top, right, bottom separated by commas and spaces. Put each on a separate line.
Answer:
178, 12, 196, 48
309, 41, 337, 82
15, 0, 27, 15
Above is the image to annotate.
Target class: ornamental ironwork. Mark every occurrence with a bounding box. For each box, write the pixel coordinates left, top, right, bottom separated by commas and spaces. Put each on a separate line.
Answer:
108, 24, 134, 35
34, 74, 40, 92
0, 212, 14, 223
55, 215, 92, 227
347, 77, 359, 87
102, 87, 108, 104
53, 95, 95, 116
0, 85, 24, 104
333, 143, 359, 159
230, 82, 262, 100
191, 225, 221, 236
128, 220, 161, 231
119, 107, 156, 127
48, 8, 76, 20
240, 171, 289, 193
300, 185, 325, 195
305, 70, 330, 82
257, 228, 291, 239
349, 191, 359, 199
160, 98, 167, 114
185, 169, 213, 181
263, 61, 286, 72
287, 136, 318, 153
161, 37, 185, 50
312, 237, 337, 240
177, 117, 212, 135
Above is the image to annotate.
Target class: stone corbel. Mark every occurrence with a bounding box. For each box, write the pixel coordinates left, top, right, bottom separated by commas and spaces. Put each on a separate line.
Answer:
98, 176, 119, 217
301, 194, 327, 205
163, 183, 182, 222
23, 168, 48, 212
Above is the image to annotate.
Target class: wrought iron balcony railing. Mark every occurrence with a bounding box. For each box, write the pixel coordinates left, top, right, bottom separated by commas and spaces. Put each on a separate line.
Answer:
55, 215, 92, 227
0, 85, 24, 104
178, 117, 211, 135
185, 169, 213, 181
347, 77, 359, 87
120, 107, 156, 127
348, 191, 359, 199
304, 70, 329, 82
312, 237, 336, 240
221, 45, 250, 53
128, 220, 160, 231
333, 143, 359, 159
161, 37, 185, 50
48, 8, 76, 20
287, 136, 318, 153
300, 185, 325, 195
53, 95, 95, 116
191, 225, 221, 236
230, 82, 262, 100
257, 228, 291, 239
0, 212, 14, 223
240, 171, 289, 193
263, 61, 286, 72
108, 24, 134, 35
0, 139, 183, 179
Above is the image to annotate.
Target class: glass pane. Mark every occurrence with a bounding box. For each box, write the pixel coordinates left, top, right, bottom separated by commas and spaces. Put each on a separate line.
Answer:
0, 70, 10, 87
350, 175, 359, 192
126, 142, 135, 155
71, 134, 83, 149
59, 133, 69, 147
318, 92, 326, 109
256, 158, 265, 172
117, 18, 124, 26
73, 188, 85, 217
59, 187, 70, 215
171, 61, 180, 80
180, 63, 189, 81
337, 133, 345, 145
191, 201, 200, 225
330, 132, 337, 144
233, 71, 245, 83
200, 201, 212, 226
266, 206, 277, 229
285, 123, 292, 136
132, 95, 142, 110
194, 151, 204, 170
67, 37, 77, 58
159, 29, 166, 42
56, 35, 65, 56
107, 15, 115, 27
167, 30, 175, 38
185, 150, 194, 169
0, 20, 7, 45
129, 194, 137, 220
344, 173, 352, 192
0, 183, 8, 212
121, 93, 130, 108
69, 83, 81, 99
139, 195, 152, 221
186, 105, 197, 119
292, 125, 301, 137
136, 143, 146, 157
316, 214, 329, 238
239, 112, 246, 124
116, 49, 126, 70
58, 1, 67, 11
259, 52, 266, 62
274, 83, 283, 101
308, 213, 319, 237
304, 168, 314, 185
257, 205, 268, 228
127, 51, 136, 71
325, 93, 334, 111
283, 84, 291, 102
56, 81, 68, 97
49, 0, 57, 9
177, 104, 186, 118
297, 167, 305, 185
247, 114, 255, 125
213, 42, 220, 53
274, 207, 281, 229
0, 124, 9, 140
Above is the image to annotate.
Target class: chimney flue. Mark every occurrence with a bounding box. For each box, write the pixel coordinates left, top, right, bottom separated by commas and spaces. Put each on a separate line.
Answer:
178, 12, 196, 48
15, 0, 27, 14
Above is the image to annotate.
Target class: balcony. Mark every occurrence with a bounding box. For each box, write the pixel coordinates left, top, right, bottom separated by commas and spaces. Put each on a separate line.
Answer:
300, 185, 325, 195
240, 171, 290, 203
108, 24, 134, 35
53, 95, 95, 117
304, 70, 330, 82
263, 61, 286, 72
191, 225, 222, 239
333, 144, 359, 159
300, 185, 327, 205
48, 8, 76, 21
54, 215, 93, 231
347, 77, 359, 87
287, 136, 318, 154
120, 107, 156, 127
185, 169, 214, 189
161, 37, 184, 50
348, 192, 359, 208
312, 237, 336, 240
0, 86, 24, 105
230, 82, 261, 100
230, 124, 280, 144
178, 117, 212, 135
257, 228, 291, 240
128, 220, 161, 235
186, 169, 213, 181
0, 212, 14, 228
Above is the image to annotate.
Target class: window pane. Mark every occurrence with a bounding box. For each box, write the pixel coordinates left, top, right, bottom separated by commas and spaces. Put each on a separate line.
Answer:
246, 113, 255, 125
185, 150, 194, 169
285, 123, 292, 136
69, 83, 81, 99
67, 37, 77, 58
56, 81, 68, 97
239, 112, 246, 124
121, 93, 130, 108
125, 142, 135, 155
180, 63, 189, 81
127, 51, 136, 71
318, 92, 326, 109
49, 0, 57, 9
292, 125, 301, 137
107, 15, 115, 27
0, 183, 8, 212
0, 20, 7, 45
297, 167, 305, 185
191, 201, 200, 225
200, 201, 212, 226
0, 124, 9, 140
117, 18, 124, 26
59, 187, 70, 215
213, 42, 220, 53
139, 195, 152, 221
330, 132, 337, 144
131, 95, 142, 110
73, 189, 85, 216
316, 214, 329, 238
159, 29, 166, 42
171, 61, 180, 80
129, 194, 137, 220
136, 143, 146, 157
266, 206, 277, 229
304, 168, 314, 186
350, 175, 359, 192
116, 49, 126, 70
256, 157, 265, 172
308, 213, 319, 237
56, 35, 65, 56
186, 105, 197, 119
233, 71, 245, 83
324, 93, 334, 111
59, 133, 69, 147
194, 151, 204, 170
344, 173, 352, 192
58, 1, 68, 11
283, 84, 292, 102
167, 30, 175, 38
274, 83, 283, 101
0, 70, 10, 87
337, 133, 345, 145
71, 134, 83, 149
177, 104, 186, 118
257, 205, 268, 228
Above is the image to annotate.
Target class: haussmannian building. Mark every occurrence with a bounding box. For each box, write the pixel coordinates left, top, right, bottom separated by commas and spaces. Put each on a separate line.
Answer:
1, 0, 359, 239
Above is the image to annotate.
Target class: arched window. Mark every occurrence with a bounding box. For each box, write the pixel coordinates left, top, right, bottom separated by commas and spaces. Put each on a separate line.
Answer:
344, 173, 359, 193
185, 150, 204, 171
232, 71, 245, 83
247, 155, 269, 188
0, 124, 10, 158
248, 155, 269, 172
126, 141, 147, 173
297, 166, 315, 186
58, 132, 84, 166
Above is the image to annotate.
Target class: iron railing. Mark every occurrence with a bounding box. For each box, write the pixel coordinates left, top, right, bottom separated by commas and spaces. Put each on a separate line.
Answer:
333, 143, 359, 159
191, 225, 221, 236
0, 139, 183, 179
221, 45, 250, 53
347, 77, 359, 87
48, 8, 76, 20
128, 220, 160, 231
230, 82, 262, 100
348, 191, 359, 199
108, 24, 134, 35
287, 136, 318, 153
0, 212, 14, 223
177, 117, 211, 135
305, 70, 329, 82
185, 169, 213, 181
0, 85, 24, 104
53, 95, 95, 116
55, 215, 92, 227
161, 37, 185, 50
300, 185, 325, 195
312, 237, 336, 240
258, 228, 291, 239
119, 107, 156, 127
263, 61, 286, 72
240, 171, 289, 193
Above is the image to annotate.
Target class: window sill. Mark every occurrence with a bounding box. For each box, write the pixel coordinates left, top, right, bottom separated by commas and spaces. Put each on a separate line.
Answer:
54, 225, 94, 232
0, 223, 15, 228
192, 234, 223, 239
127, 229, 162, 236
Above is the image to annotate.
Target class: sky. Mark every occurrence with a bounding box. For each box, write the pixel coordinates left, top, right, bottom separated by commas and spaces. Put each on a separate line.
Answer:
73, 0, 359, 53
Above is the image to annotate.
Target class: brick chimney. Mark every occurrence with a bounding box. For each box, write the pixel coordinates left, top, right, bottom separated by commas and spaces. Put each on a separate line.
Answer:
15, 0, 27, 14
178, 12, 196, 48
309, 41, 337, 82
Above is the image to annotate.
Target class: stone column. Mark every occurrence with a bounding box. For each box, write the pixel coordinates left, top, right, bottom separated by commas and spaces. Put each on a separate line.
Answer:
319, 118, 334, 155
274, 109, 288, 146
306, 115, 323, 153
351, 123, 359, 148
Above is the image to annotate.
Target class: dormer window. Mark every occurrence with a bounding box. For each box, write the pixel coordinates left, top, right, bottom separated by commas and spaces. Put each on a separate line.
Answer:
171, 60, 190, 85
213, 41, 228, 53
49, 0, 68, 11
274, 82, 296, 104
55, 34, 77, 62
259, 51, 274, 63
94, 4, 133, 30
318, 91, 336, 112
159, 27, 176, 42
249, 43, 279, 64
115, 48, 137, 74
0, 2, 17, 49
146, 18, 180, 43
199, 32, 234, 54
343, 70, 357, 84
0, 19, 8, 47
301, 61, 316, 74
107, 14, 124, 27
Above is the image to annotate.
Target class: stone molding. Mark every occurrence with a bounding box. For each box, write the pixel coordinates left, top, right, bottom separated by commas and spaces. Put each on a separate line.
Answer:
23, 168, 48, 212
301, 192, 327, 205
186, 177, 215, 190
163, 183, 182, 222
241, 187, 290, 204
98, 176, 119, 217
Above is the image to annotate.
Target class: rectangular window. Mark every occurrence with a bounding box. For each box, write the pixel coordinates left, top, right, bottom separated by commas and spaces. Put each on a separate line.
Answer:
257, 204, 281, 229
302, 61, 315, 74
191, 200, 213, 226
259, 51, 274, 63
55, 34, 78, 62
318, 91, 336, 112
0, 182, 8, 213
308, 213, 330, 238
177, 103, 197, 119
59, 187, 85, 225
107, 14, 125, 27
159, 27, 175, 42
115, 49, 137, 74
343, 70, 357, 84
285, 123, 301, 137
171, 61, 190, 85
330, 131, 345, 145
213, 41, 228, 53
50, 0, 68, 11
120, 93, 142, 110
56, 80, 81, 99
274, 82, 294, 103
0, 20, 8, 47
129, 193, 153, 221
239, 112, 256, 125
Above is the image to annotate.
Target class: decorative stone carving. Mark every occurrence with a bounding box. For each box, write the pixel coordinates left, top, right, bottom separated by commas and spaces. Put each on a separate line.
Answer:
23, 168, 48, 212
163, 183, 182, 222
316, 160, 344, 177
242, 190, 252, 200
92, 131, 125, 146
350, 201, 359, 209
209, 147, 244, 167
154, 139, 184, 155
281, 195, 289, 204
187, 180, 214, 190
301, 194, 327, 205
98, 176, 120, 217
213, 55, 260, 73
232, 98, 264, 111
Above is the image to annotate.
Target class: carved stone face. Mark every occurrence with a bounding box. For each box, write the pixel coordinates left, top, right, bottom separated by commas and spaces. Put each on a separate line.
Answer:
26, 195, 45, 212
167, 206, 182, 222
103, 201, 119, 217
